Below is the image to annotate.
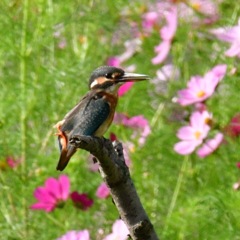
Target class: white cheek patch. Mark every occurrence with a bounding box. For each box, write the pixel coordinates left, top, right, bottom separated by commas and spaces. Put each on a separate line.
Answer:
90, 79, 98, 88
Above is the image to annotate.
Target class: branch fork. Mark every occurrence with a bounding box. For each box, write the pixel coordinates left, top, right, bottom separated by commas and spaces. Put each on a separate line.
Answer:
70, 135, 159, 240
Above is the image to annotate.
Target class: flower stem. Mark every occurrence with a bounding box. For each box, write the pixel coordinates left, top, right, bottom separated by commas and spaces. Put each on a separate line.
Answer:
163, 155, 189, 234
150, 103, 165, 129
20, 0, 29, 237
20, 0, 29, 176
45, 214, 65, 228
47, 0, 55, 64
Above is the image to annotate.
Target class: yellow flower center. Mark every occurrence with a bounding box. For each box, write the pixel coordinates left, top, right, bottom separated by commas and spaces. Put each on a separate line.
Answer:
197, 90, 206, 98
191, 2, 201, 11
194, 131, 201, 139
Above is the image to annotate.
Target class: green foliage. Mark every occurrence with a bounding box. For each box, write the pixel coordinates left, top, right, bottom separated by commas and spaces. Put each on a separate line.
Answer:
0, 0, 240, 239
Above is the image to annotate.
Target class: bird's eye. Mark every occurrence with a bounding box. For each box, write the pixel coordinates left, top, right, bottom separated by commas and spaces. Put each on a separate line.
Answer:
105, 73, 112, 79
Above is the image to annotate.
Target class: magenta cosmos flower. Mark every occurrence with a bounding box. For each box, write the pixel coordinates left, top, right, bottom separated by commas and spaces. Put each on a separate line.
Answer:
118, 82, 135, 97
57, 229, 90, 240
211, 19, 240, 58
6, 156, 22, 169
174, 111, 211, 155
103, 220, 129, 240
224, 113, 240, 137
196, 132, 224, 158
177, 64, 227, 106
70, 192, 93, 210
30, 175, 70, 212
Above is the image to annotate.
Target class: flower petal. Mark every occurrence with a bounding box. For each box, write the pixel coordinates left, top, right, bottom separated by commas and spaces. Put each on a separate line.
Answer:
196, 133, 224, 158
118, 82, 134, 97
30, 202, 55, 212
59, 175, 70, 200
152, 41, 171, 65
33, 187, 56, 203
45, 177, 62, 200
96, 182, 110, 199
174, 140, 201, 155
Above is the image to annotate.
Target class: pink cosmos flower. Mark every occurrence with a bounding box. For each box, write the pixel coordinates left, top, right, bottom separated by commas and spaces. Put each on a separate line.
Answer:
88, 155, 100, 172
178, 0, 219, 25
194, 103, 207, 112
151, 63, 180, 94
142, 11, 159, 33
114, 113, 151, 146
107, 38, 141, 67
152, 6, 178, 64
57, 229, 90, 240
122, 142, 134, 167
177, 64, 227, 106
107, 57, 121, 67
70, 192, 93, 210
141, 2, 171, 36
123, 115, 151, 146
211, 19, 240, 58
189, 0, 218, 16
152, 41, 172, 65
160, 6, 178, 41
196, 132, 224, 158
119, 38, 142, 63
107, 57, 136, 73
103, 220, 130, 240
96, 182, 110, 199
30, 175, 70, 212
155, 64, 180, 82
107, 39, 142, 97
174, 111, 211, 155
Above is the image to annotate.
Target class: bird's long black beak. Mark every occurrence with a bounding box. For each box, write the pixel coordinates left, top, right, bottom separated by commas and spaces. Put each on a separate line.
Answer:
116, 72, 150, 83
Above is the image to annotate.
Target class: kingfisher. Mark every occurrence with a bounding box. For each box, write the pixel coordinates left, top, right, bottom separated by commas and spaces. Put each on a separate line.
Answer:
55, 66, 149, 171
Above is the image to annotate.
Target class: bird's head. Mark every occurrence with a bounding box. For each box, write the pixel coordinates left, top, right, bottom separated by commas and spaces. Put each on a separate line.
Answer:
89, 66, 149, 94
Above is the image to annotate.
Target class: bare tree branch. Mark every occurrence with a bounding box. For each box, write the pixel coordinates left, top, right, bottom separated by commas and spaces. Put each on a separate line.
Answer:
70, 135, 159, 240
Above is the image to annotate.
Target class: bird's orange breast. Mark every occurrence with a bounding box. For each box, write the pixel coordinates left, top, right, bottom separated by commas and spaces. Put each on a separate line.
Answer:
94, 92, 118, 137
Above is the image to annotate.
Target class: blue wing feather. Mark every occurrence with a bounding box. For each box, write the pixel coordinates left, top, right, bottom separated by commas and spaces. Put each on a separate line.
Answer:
71, 96, 110, 136
56, 91, 113, 171
61, 91, 111, 138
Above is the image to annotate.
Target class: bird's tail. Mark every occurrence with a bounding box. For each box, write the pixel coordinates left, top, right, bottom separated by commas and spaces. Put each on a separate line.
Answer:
56, 145, 77, 171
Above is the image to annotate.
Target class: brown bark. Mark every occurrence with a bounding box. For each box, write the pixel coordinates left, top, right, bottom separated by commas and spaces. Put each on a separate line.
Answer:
70, 135, 159, 240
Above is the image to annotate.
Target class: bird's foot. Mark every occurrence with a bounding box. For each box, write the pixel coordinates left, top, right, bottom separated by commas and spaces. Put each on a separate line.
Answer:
69, 135, 88, 147
69, 136, 81, 145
